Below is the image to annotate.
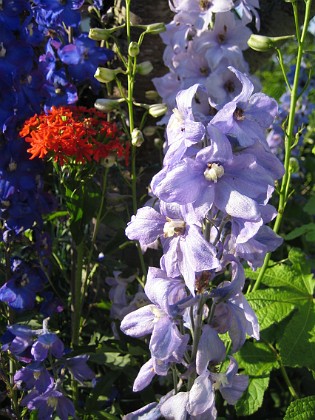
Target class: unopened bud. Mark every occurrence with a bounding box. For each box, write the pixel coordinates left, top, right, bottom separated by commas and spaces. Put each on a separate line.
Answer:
248, 34, 294, 52
136, 61, 153, 75
143, 126, 156, 136
145, 90, 159, 101
131, 128, 144, 147
89, 27, 112, 41
94, 67, 123, 83
289, 157, 299, 174
102, 154, 116, 168
94, 98, 124, 112
145, 22, 166, 34
148, 103, 167, 118
128, 41, 140, 57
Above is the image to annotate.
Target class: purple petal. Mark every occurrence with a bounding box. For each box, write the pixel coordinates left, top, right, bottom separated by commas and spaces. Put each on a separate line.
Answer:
196, 325, 226, 375
120, 305, 156, 338
187, 373, 214, 416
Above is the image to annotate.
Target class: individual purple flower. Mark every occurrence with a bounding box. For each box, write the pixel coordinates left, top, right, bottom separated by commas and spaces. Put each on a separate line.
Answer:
210, 67, 278, 148
121, 267, 189, 361
57, 34, 114, 92
106, 271, 136, 319
64, 355, 95, 384
0, 261, 46, 311
211, 357, 249, 405
31, 332, 64, 361
125, 202, 219, 293
1, 324, 35, 362
194, 12, 251, 68
196, 325, 226, 375
152, 125, 272, 222
21, 387, 75, 420
210, 261, 259, 352
14, 362, 54, 393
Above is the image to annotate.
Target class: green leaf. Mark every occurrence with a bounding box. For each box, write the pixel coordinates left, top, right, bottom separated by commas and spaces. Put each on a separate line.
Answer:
235, 376, 269, 416
247, 289, 296, 330
235, 341, 279, 375
284, 223, 315, 241
303, 195, 315, 215
284, 396, 315, 419
279, 301, 315, 369
247, 261, 314, 296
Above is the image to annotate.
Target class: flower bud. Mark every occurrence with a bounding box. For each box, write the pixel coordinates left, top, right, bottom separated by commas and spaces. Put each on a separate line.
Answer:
131, 128, 144, 147
145, 22, 166, 34
148, 103, 167, 118
136, 61, 153, 75
128, 41, 140, 57
145, 90, 159, 101
248, 34, 295, 52
94, 67, 123, 83
94, 98, 124, 112
143, 126, 156, 136
89, 28, 112, 41
289, 157, 299, 174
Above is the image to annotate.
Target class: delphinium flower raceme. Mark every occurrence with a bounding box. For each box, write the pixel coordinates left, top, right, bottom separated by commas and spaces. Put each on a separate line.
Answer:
121, 66, 284, 418
153, 0, 261, 123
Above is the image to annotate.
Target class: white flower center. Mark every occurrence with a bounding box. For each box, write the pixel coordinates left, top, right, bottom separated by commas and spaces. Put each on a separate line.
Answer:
204, 162, 224, 182
163, 217, 186, 238
0, 42, 6, 58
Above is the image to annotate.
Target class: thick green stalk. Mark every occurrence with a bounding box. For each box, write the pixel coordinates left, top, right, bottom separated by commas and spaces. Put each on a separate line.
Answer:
251, 0, 313, 292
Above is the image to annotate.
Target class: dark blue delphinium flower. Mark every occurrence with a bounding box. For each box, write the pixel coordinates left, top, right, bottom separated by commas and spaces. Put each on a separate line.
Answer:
21, 386, 75, 420
0, 260, 46, 311
64, 355, 95, 384
31, 332, 64, 361
14, 362, 54, 393
58, 34, 114, 92
32, 0, 85, 29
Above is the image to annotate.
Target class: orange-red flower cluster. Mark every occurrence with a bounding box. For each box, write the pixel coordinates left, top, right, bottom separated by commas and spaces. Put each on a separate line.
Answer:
20, 106, 129, 166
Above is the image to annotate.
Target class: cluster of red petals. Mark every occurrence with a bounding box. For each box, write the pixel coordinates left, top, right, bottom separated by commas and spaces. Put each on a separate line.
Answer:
20, 106, 129, 166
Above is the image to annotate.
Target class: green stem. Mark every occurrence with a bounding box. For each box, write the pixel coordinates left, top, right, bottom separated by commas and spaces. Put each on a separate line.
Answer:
71, 240, 84, 347
125, 0, 147, 279
251, 0, 313, 293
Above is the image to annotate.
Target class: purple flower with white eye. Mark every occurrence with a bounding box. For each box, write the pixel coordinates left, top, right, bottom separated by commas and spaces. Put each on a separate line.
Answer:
14, 362, 54, 393
21, 387, 75, 420
31, 332, 64, 361
211, 357, 249, 405
152, 124, 275, 222
125, 201, 219, 293
121, 267, 189, 361
211, 67, 278, 148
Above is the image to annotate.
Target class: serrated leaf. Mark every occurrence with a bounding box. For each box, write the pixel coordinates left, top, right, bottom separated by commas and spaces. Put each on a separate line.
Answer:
235, 376, 269, 416
279, 301, 315, 369
247, 263, 314, 296
235, 341, 279, 375
247, 289, 296, 330
284, 396, 315, 419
